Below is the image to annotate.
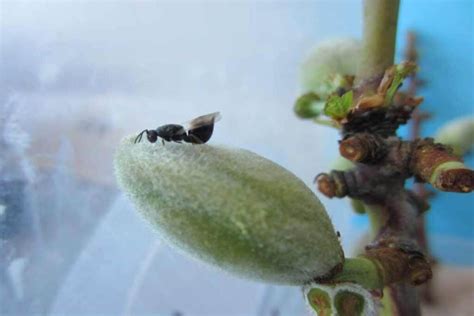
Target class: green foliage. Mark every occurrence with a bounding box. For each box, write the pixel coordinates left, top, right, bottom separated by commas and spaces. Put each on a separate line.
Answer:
300, 38, 360, 98
384, 62, 418, 105
294, 92, 325, 119
324, 90, 353, 120
297, 39, 360, 126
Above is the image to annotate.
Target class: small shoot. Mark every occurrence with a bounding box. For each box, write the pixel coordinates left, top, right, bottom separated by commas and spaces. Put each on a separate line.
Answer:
294, 92, 325, 119
384, 61, 418, 106
324, 90, 354, 120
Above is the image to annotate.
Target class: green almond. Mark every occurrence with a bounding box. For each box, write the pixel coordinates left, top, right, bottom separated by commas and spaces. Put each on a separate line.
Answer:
114, 137, 344, 284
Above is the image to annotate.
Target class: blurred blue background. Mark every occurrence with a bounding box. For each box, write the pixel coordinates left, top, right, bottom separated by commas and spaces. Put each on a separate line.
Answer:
396, 0, 474, 265
0, 1, 472, 315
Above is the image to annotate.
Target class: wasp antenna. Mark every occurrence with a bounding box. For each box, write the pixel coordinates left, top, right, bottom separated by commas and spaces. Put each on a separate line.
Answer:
134, 130, 147, 143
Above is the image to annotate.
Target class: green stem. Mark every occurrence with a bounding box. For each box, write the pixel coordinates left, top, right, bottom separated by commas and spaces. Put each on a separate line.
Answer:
357, 0, 400, 84
331, 257, 384, 289
365, 204, 389, 238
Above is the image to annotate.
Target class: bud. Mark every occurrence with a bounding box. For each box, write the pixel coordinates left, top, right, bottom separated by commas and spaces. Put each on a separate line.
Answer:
300, 38, 360, 98
115, 137, 344, 284
294, 92, 325, 119
435, 117, 474, 156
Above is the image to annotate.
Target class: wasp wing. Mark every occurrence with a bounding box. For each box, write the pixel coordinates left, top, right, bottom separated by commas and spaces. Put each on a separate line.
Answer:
181, 112, 221, 144
184, 112, 221, 131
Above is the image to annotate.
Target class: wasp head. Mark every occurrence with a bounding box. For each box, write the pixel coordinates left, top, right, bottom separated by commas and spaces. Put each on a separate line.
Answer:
134, 129, 158, 143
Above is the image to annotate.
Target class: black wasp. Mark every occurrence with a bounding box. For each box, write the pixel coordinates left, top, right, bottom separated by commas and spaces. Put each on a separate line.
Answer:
134, 112, 221, 145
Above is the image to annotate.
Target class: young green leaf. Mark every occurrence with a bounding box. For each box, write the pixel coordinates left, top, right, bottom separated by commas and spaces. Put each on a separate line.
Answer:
324, 90, 353, 120
300, 38, 360, 98
294, 92, 325, 119
384, 62, 418, 106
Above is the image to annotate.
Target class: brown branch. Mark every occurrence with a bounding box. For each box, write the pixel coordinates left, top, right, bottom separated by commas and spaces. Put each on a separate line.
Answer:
364, 247, 432, 286
317, 133, 430, 316
411, 139, 474, 192
339, 133, 388, 163
315, 171, 349, 198
405, 31, 438, 304
312, 4, 474, 315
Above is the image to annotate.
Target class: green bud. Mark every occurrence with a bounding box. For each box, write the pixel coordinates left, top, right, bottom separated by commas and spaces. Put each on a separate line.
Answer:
115, 137, 344, 284
324, 90, 353, 120
435, 117, 474, 156
300, 38, 359, 98
294, 92, 325, 119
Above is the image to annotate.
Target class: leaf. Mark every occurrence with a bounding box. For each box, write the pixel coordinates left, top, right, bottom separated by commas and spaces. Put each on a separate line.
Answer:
354, 94, 385, 111
341, 89, 353, 106
384, 61, 418, 106
294, 92, 325, 119
324, 90, 353, 120
312, 118, 339, 128
300, 38, 360, 98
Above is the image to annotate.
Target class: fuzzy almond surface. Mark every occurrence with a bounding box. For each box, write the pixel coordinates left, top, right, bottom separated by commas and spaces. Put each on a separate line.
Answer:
114, 137, 344, 284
